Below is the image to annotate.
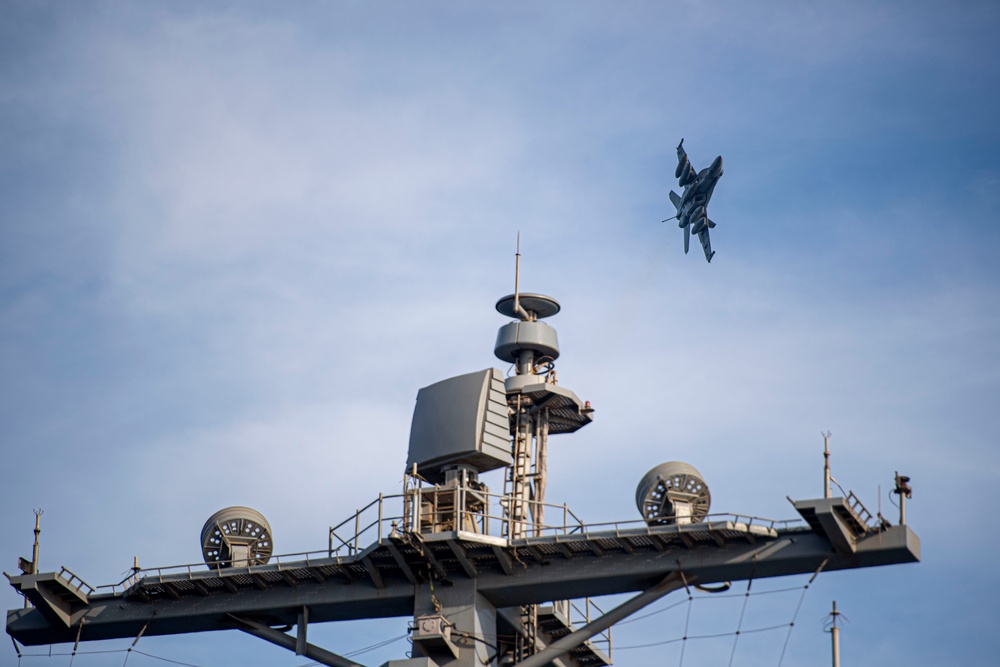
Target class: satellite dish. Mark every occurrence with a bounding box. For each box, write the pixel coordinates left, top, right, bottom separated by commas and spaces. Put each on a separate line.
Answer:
635, 461, 711, 525
200, 506, 273, 568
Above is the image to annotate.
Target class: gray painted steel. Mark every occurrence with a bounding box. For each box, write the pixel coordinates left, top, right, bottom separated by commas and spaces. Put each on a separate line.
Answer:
635, 461, 711, 525
494, 321, 560, 363
200, 506, 273, 568
406, 369, 511, 483
6, 513, 919, 647
5, 283, 920, 667
495, 294, 561, 320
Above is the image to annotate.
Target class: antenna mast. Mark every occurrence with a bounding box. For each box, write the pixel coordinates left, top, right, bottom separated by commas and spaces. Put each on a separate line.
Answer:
31, 510, 42, 575
18, 510, 43, 609
893, 471, 912, 524
823, 431, 832, 498
513, 231, 529, 322
827, 600, 845, 667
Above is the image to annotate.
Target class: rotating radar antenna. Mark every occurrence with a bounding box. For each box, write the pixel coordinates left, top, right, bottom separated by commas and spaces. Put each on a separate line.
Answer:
200, 506, 273, 568
636, 461, 711, 525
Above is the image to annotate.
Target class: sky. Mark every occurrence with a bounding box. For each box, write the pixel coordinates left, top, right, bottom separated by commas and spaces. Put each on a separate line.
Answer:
1, 1, 999, 665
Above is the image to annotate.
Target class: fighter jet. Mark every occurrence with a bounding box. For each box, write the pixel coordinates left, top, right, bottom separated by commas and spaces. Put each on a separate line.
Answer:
667, 139, 723, 262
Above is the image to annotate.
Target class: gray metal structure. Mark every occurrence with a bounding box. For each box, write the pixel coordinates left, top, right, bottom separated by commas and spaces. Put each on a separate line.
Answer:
5, 281, 920, 667
668, 138, 724, 262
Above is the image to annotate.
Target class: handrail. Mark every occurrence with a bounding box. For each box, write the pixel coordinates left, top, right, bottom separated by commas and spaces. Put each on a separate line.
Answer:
84, 488, 805, 596
57, 567, 94, 596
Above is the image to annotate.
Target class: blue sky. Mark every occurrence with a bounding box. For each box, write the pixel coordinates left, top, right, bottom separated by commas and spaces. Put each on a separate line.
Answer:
2, 1, 998, 665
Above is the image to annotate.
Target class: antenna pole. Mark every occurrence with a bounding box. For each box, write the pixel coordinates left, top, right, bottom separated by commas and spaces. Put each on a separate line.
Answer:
513, 232, 530, 321
31, 509, 42, 575
822, 432, 832, 499
23, 509, 43, 609
893, 471, 912, 525
829, 600, 842, 667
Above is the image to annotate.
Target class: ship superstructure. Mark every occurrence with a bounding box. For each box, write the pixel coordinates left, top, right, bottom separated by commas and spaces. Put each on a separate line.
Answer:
5, 279, 919, 667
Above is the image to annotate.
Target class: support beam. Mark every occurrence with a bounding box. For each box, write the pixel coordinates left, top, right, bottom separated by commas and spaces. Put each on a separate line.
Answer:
386, 542, 418, 585
362, 558, 385, 590
382, 540, 417, 585
491, 545, 514, 575
231, 614, 363, 667
512, 572, 692, 667
418, 544, 449, 581
6, 523, 920, 646
296, 607, 308, 656
447, 541, 477, 578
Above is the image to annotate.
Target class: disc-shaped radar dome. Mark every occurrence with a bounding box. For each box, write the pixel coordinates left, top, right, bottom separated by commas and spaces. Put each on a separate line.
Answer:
636, 462, 711, 525
201, 506, 273, 568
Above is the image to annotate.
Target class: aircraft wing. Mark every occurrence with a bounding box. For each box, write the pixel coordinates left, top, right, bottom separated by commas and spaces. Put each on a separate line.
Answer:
698, 225, 715, 262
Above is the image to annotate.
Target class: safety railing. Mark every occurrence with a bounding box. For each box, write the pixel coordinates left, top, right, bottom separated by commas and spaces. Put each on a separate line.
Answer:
563, 512, 803, 537
549, 597, 613, 660
56, 566, 94, 597
93, 549, 351, 595
329, 492, 408, 556
86, 485, 804, 596
844, 490, 887, 532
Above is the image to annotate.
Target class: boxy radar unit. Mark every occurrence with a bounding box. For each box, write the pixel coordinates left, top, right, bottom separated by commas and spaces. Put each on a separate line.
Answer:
406, 368, 511, 484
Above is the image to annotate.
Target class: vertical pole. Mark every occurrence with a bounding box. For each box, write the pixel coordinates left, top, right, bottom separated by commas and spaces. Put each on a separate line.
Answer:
24, 509, 43, 608
515, 232, 522, 316
513, 232, 530, 321
830, 600, 841, 667
534, 410, 549, 532
822, 432, 832, 499
894, 472, 911, 525
378, 493, 384, 540
31, 510, 42, 574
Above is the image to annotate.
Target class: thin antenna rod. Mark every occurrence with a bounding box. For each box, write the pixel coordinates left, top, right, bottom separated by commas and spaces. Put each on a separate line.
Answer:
829, 600, 842, 667
31, 509, 42, 574
24, 509, 43, 608
513, 232, 529, 321
822, 432, 832, 499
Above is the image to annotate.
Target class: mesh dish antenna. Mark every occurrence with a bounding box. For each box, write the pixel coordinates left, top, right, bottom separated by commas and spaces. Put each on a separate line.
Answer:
200, 506, 273, 568
636, 461, 711, 525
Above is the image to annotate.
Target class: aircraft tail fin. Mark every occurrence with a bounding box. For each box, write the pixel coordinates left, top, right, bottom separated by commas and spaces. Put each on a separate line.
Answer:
669, 190, 681, 211
683, 224, 690, 254
707, 218, 716, 228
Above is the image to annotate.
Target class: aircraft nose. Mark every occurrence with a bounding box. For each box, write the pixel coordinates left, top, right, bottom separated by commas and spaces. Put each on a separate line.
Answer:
711, 155, 723, 171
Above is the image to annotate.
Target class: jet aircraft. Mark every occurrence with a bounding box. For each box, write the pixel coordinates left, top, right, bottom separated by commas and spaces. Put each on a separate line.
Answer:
667, 139, 723, 262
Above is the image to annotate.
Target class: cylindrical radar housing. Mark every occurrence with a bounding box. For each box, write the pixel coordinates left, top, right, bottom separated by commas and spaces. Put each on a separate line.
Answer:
636, 462, 711, 525
494, 321, 560, 364
201, 506, 273, 568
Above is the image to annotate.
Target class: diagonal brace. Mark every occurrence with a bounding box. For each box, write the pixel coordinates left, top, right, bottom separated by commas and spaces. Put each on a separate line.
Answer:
513, 571, 693, 667
230, 614, 365, 667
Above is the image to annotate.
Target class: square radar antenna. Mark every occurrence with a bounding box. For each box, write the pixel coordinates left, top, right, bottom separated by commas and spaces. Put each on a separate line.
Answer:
406, 368, 511, 483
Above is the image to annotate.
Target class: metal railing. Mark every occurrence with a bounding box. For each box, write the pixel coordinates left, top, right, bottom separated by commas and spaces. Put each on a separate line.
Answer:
549, 598, 613, 660
85, 484, 804, 596
56, 566, 93, 597
329, 492, 408, 556
93, 549, 347, 595
844, 491, 878, 531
